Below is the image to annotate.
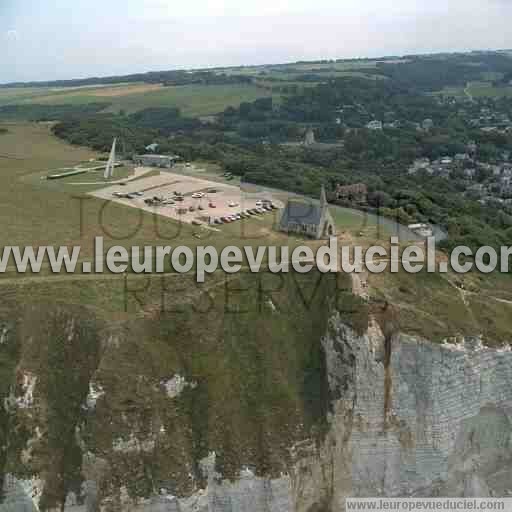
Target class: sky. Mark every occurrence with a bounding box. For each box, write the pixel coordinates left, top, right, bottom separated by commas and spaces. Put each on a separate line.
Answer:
2, 0, 512, 83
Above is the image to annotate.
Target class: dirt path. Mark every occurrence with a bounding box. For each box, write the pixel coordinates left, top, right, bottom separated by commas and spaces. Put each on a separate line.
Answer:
70, 167, 153, 185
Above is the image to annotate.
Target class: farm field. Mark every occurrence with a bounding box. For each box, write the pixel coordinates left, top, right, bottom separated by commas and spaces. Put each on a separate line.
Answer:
466, 81, 512, 98
218, 58, 407, 75
436, 81, 512, 99
0, 83, 274, 116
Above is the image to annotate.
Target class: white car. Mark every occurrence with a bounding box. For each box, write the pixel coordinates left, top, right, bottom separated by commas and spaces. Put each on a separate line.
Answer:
255, 201, 263, 207
229, 202, 240, 208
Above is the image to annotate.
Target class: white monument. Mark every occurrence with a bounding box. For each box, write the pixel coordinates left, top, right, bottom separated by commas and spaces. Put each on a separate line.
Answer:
104, 138, 117, 179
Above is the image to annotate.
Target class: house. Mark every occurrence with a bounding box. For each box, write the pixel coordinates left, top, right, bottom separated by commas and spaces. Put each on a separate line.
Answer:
422, 118, 434, 131
366, 120, 383, 130
463, 168, 476, 179
279, 187, 336, 239
437, 167, 451, 178
408, 158, 431, 175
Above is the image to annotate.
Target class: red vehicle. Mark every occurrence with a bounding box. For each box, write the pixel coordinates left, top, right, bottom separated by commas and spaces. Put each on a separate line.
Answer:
209, 202, 217, 208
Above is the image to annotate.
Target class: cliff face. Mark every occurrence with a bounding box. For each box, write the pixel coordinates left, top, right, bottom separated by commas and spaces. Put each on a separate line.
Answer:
293, 315, 512, 509
2, 301, 512, 511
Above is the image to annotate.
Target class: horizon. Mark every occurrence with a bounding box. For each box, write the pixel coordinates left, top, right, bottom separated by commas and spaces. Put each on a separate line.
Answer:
1, 47, 511, 87
2, 0, 512, 84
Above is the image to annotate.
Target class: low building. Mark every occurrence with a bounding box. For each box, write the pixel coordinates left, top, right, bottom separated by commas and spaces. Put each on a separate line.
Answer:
366, 120, 383, 130
408, 223, 433, 237
422, 118, 434, 131
133, 154, 180, 168
279, 187, 336, 240
408, 158, 431, 175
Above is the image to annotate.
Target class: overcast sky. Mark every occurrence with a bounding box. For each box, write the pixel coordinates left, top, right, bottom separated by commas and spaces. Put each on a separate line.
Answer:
2, 0, 512, 83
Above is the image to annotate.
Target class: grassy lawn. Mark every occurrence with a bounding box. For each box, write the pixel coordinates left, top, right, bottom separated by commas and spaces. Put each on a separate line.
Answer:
0, 122, 321, 278
368, 262, 512, 347
1, 122, 511, 346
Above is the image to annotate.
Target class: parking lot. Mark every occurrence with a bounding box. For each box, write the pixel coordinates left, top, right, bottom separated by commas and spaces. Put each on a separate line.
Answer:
90, 169, 284, 227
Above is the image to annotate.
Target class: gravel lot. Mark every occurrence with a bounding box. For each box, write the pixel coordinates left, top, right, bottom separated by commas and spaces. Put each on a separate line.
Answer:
90, 168, 284, 226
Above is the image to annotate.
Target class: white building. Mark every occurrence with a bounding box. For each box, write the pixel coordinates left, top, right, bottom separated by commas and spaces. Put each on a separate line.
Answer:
134, 154, 180, 168
366, 120, 383, 130
422, 118, 434, 131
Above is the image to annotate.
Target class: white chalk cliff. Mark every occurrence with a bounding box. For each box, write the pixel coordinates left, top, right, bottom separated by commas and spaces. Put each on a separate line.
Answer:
2, 313, 512, 511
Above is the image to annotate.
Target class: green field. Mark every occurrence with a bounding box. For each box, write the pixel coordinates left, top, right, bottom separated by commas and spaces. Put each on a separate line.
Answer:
434, 86, 467, 99
437, 81, 512, 99
0, 83, 274, 116
467, 81, 512, 98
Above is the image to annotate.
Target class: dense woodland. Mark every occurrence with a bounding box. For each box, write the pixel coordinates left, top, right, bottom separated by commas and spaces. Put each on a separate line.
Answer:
3, 52, 512, 253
